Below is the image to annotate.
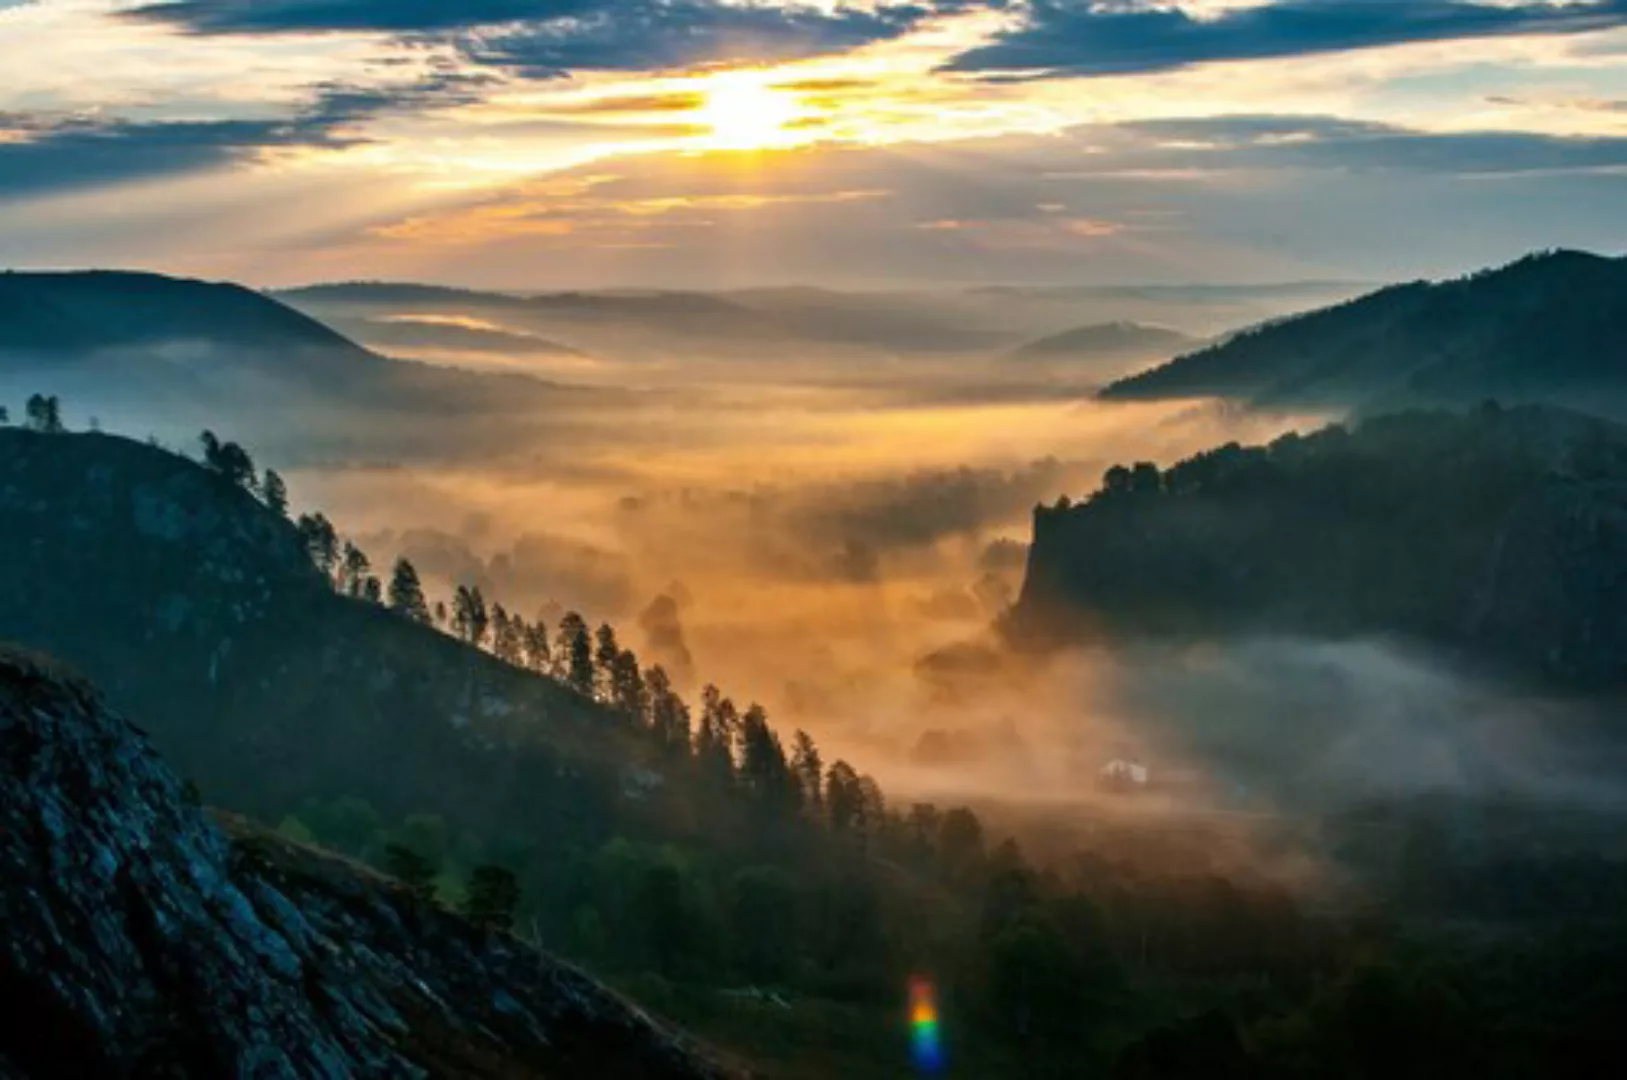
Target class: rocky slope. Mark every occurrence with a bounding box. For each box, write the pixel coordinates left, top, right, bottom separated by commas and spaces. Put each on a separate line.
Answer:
1098, 250, 1627, 416
1010, 404, 1627, 690
0, 645, 733, 1079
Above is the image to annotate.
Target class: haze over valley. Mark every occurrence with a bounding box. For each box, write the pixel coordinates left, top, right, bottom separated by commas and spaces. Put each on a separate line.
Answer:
8, 1, 1627, 1075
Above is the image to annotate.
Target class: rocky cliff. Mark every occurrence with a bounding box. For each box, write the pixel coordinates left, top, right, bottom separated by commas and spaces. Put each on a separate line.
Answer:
0, 645, 733, 1079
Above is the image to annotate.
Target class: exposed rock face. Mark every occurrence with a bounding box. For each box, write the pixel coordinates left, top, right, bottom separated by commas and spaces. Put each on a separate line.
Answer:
0, 647, 733, 1079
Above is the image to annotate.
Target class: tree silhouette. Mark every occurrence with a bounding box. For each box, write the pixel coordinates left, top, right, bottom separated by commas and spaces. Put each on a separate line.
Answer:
452, 585, 490, 647
826, 761, 863, 833
557, 612, 594, 695
492, 604, 524, 665
593, 623, 620, 701
199, 430, 256, 489
610, 648, 647, 719
260, 469, 289, 518
295, 513, 340, 583
25, 394, 63, 433
340, 541, 372, 598
790, 730, 824, 814
645, 665, 690, 755
387, 558, 431, 623
522, 616, 551, 675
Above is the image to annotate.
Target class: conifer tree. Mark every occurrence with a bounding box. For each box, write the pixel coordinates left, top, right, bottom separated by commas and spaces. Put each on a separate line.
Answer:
387, 558, 431, 623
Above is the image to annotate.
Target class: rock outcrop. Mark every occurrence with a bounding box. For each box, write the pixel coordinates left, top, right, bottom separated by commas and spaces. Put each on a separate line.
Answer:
0, 646, 733, 1079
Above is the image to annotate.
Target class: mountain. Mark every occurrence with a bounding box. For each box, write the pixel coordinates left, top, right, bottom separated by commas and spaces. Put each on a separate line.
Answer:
1008, 321, 1196, 363
0, 270, 587, 462
1009, 404, 1627, 691
0, 645, 730, 1079
1098, 251, 1627, 415
280, 281, 1017, 358
0, 425, 675, 845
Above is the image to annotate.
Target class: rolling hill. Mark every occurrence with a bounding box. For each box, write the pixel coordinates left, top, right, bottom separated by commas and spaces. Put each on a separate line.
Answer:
1098, 250, 1627, 415
1008, 321, 1196, 364
0, 270, 588, 462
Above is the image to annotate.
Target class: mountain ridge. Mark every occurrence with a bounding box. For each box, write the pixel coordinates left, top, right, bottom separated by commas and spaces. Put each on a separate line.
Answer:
1098, 250, 1627, 414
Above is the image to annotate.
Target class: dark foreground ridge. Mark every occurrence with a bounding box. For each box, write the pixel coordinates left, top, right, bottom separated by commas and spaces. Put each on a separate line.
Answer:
0, 646, 734, 1079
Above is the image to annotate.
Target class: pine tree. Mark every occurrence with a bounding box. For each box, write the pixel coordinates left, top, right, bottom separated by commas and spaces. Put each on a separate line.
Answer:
557, 612, 594, 695
790, 730, 824, 813
295, 513, 340, 583
593, 623, 620, 701
645, 666, 691, 754
260, 469, 289, 518
0, 405, 10, 425
340, 541, 371, 598
462, 865, 521, 932
362, 576, 382, 604
387, 558, 431, 623
522, 616, 551, 675
609, 648, 647, 719
695, 685, 739, 784
452, 585, 490, 647
492, 604, 524, 665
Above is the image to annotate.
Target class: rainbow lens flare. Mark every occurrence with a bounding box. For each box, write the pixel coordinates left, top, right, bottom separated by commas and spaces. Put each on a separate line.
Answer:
909, 977, 945, 1073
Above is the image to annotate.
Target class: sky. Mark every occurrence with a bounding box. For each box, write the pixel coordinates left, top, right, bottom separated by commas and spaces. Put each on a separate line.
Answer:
3, 0, 1627, 288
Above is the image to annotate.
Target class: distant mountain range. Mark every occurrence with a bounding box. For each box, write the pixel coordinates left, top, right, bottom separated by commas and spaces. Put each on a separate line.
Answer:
0, 270, 587, 462
1099, 250, 1627, 416
1010, 403, 1627, 691
1008, 321, 1197, 364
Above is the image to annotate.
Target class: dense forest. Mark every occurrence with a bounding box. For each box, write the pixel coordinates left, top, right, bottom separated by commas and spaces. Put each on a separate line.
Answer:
1013, 402, 1627, 692
6, 396, 1627, 1076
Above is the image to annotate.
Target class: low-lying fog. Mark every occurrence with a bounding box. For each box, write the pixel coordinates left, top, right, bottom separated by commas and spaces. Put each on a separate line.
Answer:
59, 278, 1627, 849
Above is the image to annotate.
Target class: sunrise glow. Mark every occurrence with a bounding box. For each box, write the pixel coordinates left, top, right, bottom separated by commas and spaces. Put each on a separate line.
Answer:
697, 71, 804, 150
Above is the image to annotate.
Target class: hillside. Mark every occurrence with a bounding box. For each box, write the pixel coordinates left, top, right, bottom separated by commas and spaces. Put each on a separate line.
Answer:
1098, 251, 1627, 415
1009, 321, 1196, 364
1009, 404, 1627, 690
0, 271, 570, 458
0, 425, 673, 847
0, 646, 731, 1079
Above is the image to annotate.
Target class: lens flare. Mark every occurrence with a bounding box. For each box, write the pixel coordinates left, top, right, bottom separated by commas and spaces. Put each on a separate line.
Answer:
909, 977, 944, 1072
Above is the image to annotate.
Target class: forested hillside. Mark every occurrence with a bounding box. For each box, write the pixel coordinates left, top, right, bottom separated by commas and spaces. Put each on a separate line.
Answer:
1099, 251, 1627, 416
1012, 403, 1627, 690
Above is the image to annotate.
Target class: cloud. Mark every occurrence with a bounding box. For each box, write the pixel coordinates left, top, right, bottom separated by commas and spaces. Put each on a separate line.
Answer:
944, 0, 1627, 78
0, 68, 490, 202
344, 116, 1627, 285
0, 115, 357, 200
132, 1, 956, 73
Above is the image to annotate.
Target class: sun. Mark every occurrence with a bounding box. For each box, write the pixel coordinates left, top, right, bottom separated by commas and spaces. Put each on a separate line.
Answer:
698, 72, 800, 150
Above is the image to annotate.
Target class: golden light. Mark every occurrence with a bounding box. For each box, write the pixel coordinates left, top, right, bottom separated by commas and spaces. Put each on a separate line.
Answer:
697, 71, 801, 149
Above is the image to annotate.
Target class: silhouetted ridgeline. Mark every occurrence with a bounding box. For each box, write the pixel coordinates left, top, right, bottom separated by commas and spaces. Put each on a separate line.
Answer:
1011, 404, 1627, 690
1099, 250, 1627, 416
0, 646, 732, 1079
